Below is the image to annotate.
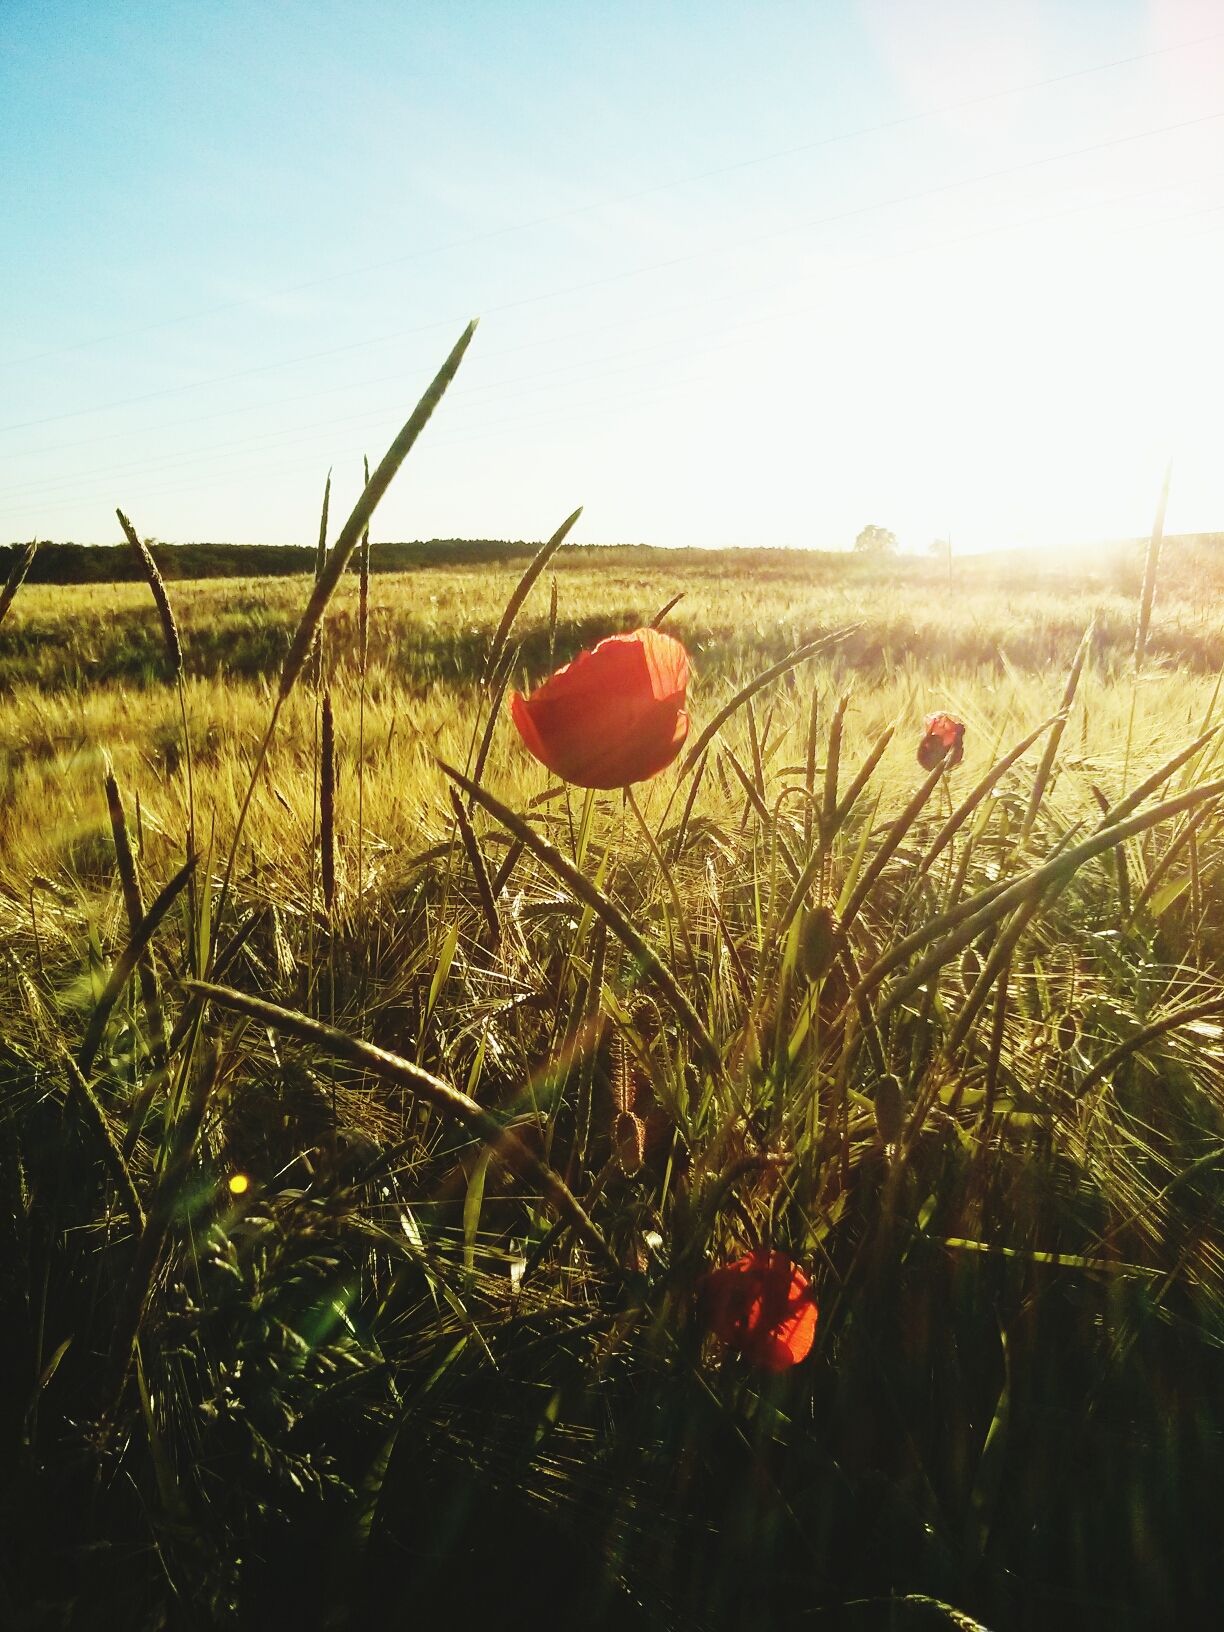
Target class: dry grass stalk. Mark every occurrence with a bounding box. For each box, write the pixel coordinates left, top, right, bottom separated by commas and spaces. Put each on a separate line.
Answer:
115, 510, 183, 678
449, 787, 499, 945
213, 323, 477, 939
357, 453, 371, 917
650, 591, 684, 628
1020, 622, 1093, 843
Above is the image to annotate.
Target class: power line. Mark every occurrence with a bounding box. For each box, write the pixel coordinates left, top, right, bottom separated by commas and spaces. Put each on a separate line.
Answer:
0, 164, 1192, 469
3, 103, 1221, 440
4, 23, 1222, 372
0, 171, 1206, 505
7, 189, 1222, 528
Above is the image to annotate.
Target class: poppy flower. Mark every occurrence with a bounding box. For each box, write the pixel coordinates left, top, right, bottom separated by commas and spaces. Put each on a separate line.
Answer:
917, 711, 965, 771
510, 627, 690, 789
698, 1249, 817, 1372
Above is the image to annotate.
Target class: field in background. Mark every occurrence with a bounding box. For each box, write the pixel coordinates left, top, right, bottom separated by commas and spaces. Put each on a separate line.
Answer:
3, 529, 1224, 1630
5, 539, 1224, 891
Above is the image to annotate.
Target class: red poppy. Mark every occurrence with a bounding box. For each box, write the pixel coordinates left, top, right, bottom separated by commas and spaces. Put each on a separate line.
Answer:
917, 711, 965, 771
698, 1250, 817, 1372
510, 627, 690, 790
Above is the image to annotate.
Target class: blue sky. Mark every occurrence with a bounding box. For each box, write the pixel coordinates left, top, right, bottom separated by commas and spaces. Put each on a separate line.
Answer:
2, 0, 1222, 550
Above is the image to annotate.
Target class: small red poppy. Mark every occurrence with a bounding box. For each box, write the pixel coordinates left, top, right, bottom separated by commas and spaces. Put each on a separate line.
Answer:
510, 627, 690, 790
698, 1250, 817, 1372
917, 711, 965, 771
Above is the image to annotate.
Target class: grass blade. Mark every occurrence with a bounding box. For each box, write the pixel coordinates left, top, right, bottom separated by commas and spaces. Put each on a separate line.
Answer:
104, 759, 166, 1064
187, 980, 615, 1267
279, 320, 477, 705
484, 506, 583, 684
679, 632, 852, 778
439, 761, 723, 1077
0, 539, 37, 630
79, 853, 197, 1074
1020, 622, 1092, 843
1080, 994, 1224, 1094
1134, 460, 1172, 671
450, 788, 500, 946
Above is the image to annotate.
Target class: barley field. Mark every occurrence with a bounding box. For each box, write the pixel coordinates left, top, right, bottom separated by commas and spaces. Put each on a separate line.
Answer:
3, 365, 1224, 1631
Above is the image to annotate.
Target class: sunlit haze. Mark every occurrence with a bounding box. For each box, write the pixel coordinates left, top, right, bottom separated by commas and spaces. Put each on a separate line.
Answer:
2, 0, 1222, 552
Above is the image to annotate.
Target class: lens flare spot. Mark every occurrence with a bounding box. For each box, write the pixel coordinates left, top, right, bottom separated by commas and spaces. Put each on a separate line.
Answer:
228, 1173, 250, 1197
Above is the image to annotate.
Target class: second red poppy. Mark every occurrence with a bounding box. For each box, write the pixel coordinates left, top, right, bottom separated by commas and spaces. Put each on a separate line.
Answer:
917, 711, 966, 771
698, 1249, 818, 1372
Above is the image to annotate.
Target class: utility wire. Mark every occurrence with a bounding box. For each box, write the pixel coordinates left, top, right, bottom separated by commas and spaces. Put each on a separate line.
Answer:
4, 22, 1222, 371
2, 103, 1221, 439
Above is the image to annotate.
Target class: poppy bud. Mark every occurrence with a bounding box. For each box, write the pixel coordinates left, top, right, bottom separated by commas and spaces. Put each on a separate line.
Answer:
614, 1110, 646, 1177
799, 903, 838, 982
917, 712, 966, 771
874, 1073, 905, 1147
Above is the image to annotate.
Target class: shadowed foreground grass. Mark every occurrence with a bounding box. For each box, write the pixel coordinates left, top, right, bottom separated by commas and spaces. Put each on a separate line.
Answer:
3, 490, 1224, 1625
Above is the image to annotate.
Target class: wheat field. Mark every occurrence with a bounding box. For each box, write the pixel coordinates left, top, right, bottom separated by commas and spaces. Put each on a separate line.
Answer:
3, 372, 1224, 1629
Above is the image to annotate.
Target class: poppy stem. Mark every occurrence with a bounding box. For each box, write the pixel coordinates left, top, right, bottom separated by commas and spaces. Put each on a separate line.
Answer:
625, 785, 699, 980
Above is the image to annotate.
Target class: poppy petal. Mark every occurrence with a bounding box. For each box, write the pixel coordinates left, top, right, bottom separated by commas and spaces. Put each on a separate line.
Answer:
510, 627, 691, 788
698, 1250, 817, 1371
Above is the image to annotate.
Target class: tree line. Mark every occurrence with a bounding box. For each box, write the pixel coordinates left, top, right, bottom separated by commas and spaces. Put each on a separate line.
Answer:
1, 539, 541, 584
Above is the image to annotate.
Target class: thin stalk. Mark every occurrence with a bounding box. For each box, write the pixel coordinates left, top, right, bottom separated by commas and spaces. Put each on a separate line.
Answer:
1134, 460, 1172, 671
211, 321, 476, 946
357, 454, 370, 919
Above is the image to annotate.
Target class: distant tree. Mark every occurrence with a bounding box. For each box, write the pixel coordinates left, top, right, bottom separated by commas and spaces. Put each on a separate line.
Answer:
853, 524, 899, 556
928, 537, 951, 559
